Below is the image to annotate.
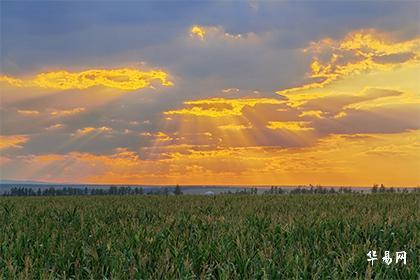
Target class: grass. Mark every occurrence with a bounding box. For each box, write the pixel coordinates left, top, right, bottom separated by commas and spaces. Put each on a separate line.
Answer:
0, 194, 419, 279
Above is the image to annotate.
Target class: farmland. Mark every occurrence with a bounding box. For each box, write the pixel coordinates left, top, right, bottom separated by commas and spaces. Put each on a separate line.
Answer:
0, 194, 418, 279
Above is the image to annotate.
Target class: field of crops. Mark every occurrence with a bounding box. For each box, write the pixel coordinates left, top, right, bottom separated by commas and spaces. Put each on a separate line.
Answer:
0, 194, 418, 279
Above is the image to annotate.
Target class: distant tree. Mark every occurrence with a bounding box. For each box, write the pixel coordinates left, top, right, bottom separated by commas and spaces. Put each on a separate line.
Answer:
174, 185, 183, 195
372, 184, 378, 193
379, 184, 386, 193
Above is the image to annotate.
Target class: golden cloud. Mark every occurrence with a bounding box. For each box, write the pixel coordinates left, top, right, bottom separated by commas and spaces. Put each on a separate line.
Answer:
0, 135, 29, 150
277, 29, 420, 96
333, 112, 347, 119
266, 121, 314, 131
0, 68, 173, 91
191, 25, 206, 40
0, 76, 24, 87
154, 132, 172, 142
75, 126, 112, 135
298, 110, 325, 119
339, 31, 420, 56
164, 98, 283, 117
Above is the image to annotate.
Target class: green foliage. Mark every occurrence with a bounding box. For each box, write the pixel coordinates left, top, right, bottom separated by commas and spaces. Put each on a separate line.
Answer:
0, 194, 418, 279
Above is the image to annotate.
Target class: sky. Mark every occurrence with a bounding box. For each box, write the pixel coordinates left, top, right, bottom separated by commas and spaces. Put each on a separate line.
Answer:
0, 1, 419, 186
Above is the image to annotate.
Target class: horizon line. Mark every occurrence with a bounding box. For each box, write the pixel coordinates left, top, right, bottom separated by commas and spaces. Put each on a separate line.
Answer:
0, 181, 418, 189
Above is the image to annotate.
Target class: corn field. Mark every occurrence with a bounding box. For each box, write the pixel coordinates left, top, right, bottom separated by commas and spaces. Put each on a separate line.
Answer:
0, 194, 418, 279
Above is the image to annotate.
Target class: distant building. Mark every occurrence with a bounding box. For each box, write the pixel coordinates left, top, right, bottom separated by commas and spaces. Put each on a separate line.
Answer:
204, 191, 215, 196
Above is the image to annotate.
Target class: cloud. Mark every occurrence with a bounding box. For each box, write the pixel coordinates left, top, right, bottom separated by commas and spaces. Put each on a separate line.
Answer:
297, 87, 405, 113
0, 68, 173, 91
277, 29, 420, 95
333, 112, 347, 119
50, 107, 86, 117
312, 104, 420, 135
0, 135, 29, 150
222, 88, 240, 93
266, 121, 314, 132
298, 110, 325, 119
0, 76, 24, 87
218, 124, 251, 130
248, 0, 259, 10
343, 88, 412, 110
154, 132, 172, 142
283, 87, 419, 136
164, 97, 283, 117
189, 25, 257, 42
45, 124, 64, 131
17, 110, 40, 116
291, 88, 415, 128
75, 126, 112, 135
3, 130, 419, 185
190, 25, 206, 40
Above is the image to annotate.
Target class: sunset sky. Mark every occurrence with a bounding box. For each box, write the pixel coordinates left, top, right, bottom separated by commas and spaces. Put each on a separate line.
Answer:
0, 1, 419, 186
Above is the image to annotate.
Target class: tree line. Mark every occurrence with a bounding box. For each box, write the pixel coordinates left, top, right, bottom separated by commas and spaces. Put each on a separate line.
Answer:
2, 185, 183, 197
222, 185, 417, 195
1, 184, 417, 197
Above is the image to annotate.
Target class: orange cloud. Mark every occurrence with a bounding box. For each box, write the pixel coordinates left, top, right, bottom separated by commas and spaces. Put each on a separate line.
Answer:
0, 68, 173, 91
0, 135, 29, 150
5, 130, 419, 186
76, 149, 141, 169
